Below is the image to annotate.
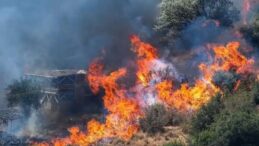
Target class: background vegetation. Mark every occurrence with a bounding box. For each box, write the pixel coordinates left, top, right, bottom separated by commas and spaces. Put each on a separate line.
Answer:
6, 78, 42, 115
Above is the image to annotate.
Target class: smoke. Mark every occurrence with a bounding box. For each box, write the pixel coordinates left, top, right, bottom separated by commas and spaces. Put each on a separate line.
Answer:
1, 0, 259, 142
0, 0, 160, 139
0, 0, 159, 102
5, 107, 39, 138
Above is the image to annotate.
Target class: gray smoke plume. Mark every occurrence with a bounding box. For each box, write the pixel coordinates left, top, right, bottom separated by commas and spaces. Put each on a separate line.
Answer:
0, 0, 160, 139
0, 0, 159, 101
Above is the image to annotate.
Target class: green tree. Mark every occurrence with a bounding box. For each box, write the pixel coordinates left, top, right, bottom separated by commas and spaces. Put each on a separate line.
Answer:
198, 0, 239, 26
156, 0, 200, 41
156, 0, 239, 43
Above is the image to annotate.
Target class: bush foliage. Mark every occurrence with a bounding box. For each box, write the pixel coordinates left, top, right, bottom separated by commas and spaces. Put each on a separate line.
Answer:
156, 0, 239, 43
241, 14, 259, 48
191, 94, 223, 133
191, 81, 259, 146
213, 71, 240, 93
163, 140, 185, 146
139, 104, 171, 134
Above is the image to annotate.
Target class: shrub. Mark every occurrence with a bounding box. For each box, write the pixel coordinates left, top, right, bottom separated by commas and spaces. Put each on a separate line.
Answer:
213, 71, 239, 93
163, 140, 185, 146
252, 82, 259, 105
191, 81, 259, 146
192, 111, 259, 146
241, 14, 259, 48
223, 84, 255, 112
197, 0, 240, 26
139, 104, 171, 134
167, 108, 186, 126
192, 94, 223, 133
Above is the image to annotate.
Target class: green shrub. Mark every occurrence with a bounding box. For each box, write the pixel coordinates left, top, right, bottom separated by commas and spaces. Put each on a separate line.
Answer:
213, 71, 239, 93
139, 104, 171, 134
251, 82, 259, 105
192, 94, 223, 133
192, 111, 259, 146
223, 85, 255, 113
191, 81, 259, 146
163, 140, 185, 146
167, 109, 185, 126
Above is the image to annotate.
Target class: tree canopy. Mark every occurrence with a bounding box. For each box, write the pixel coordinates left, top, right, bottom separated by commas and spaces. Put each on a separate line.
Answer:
156, 0, 240, 44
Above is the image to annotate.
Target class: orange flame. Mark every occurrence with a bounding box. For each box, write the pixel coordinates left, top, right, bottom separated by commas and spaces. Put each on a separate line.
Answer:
36, 62, 142, 146
130, 35, 158, 86
156, 42, 254, 111
36, 36, 256, 146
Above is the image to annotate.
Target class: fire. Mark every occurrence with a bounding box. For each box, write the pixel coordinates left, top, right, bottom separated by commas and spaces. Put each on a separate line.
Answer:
87, 58, 104, 94
156, 42, 254, 111
36, 36, 256, 146
130, 35, 158, 86
35, 61, 142, 146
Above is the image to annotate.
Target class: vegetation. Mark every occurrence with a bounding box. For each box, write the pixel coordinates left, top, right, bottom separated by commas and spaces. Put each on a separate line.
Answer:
191, 81, 259, 146
191, 94, 223, 133
163, 140, 186, 146
138, 75, 259, 146
6, 78, 42, 115
156, 0, 239, 44
241, 14, 259, 48
139, 103, 186, 134
139, 104, 171, 134
197, 0, 239, 26
156, 0, 200, 41
213, 71, 240, 93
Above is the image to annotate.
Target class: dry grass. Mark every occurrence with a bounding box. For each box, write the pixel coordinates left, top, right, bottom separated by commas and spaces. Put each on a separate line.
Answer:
96, 126, 188, 146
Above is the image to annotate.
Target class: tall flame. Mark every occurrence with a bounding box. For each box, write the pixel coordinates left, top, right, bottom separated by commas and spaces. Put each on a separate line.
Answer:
130, 35, 158, 86
36, 36, 255, 146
